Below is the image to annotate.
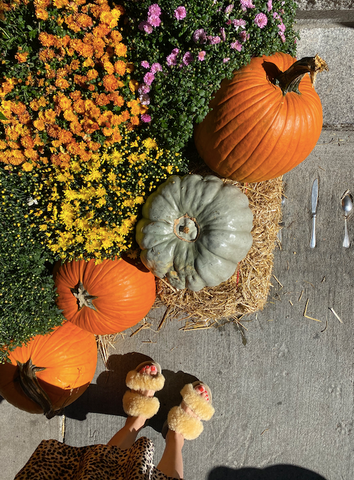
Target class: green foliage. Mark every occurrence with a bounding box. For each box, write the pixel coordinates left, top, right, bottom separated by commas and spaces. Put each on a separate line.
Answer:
122, 0, 299, 151
0, 168, 64, 364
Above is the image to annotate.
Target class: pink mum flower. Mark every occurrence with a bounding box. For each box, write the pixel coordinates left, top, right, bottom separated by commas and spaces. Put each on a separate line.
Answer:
193, 28, 207, 43
231, 41, 242, 51
151, 62, 163, 73
198, 51, 206, 61
267, 0, 273, 11
232, 19, 246, 30
239, 31, 250, 42
144, 72, 155, 85
148, 14, 161, 27
174, 6, 187, 20
148, 4, 161, 16
139, 94, 150, 105
225, 4, 234, 15
141, 61, 150, 69
254, 13, 268, 28
209, 35, 221, 45
138, 84, 150, 94
141, 113, 151, 123
183, 52, 194, 65
138, 21, 153, 34
240, 0, 255, 11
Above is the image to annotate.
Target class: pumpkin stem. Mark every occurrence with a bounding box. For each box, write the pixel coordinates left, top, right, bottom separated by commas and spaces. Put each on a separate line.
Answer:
264, 54, 328, 95
71, 281, 98, 310
16, 359, 57, 419
173, 214, 200, 242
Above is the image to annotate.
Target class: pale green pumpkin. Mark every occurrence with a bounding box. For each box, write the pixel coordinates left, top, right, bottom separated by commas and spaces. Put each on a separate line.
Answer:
136, 174, 253, 291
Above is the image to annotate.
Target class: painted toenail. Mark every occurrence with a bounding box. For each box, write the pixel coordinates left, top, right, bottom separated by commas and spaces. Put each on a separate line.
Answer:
197, 385, 205, 392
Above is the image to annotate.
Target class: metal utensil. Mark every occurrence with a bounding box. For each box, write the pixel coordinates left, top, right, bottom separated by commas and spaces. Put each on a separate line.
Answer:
310, 178, 319, 248
342, 191, 353, 248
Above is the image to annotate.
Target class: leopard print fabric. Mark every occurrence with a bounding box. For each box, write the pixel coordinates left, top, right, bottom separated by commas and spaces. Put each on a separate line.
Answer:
14, 437, 179, 480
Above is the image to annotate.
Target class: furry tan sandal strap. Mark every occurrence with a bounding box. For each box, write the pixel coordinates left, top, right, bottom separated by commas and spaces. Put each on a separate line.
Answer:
167, 405, 204, 440
167, 381, 215, 440
125, 361, 165, 392
122, 390, 160, 419
180, 382, 215, 421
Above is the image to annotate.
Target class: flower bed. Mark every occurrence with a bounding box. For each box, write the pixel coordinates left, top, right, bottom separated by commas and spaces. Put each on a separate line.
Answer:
0, 0, 298, 362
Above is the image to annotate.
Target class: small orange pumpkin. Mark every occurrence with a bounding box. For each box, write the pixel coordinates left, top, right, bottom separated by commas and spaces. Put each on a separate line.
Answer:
0, 321, 97, 418
194, 53, 328, 182
54, 257, 156, 335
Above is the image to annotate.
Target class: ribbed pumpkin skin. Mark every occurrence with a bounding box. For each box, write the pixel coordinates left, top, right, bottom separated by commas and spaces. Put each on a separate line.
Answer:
0, 322, 97, 414
194, 52, 323, 182
54, 257, 156, 335
136, 174, 253, 292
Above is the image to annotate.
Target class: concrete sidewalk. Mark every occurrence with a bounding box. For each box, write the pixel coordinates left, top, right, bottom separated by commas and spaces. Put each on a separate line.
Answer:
2, 8, 354, 480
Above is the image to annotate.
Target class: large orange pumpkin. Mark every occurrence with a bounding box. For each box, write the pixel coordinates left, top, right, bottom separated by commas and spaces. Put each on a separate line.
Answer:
194, 53, 328, 182
0, 321, 97, 418
54, 257, 156, 335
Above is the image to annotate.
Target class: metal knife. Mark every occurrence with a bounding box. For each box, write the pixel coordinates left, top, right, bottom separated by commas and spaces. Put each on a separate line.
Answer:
310, 178, 318, 248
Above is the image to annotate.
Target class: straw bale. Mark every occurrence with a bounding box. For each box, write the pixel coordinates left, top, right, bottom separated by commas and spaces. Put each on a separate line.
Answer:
152, 174, 283, 328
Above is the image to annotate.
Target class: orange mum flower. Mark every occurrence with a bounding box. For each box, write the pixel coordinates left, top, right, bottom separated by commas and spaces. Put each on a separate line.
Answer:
38, 97, 47, 108
73, 99, 85, 114
114, 60, 126, 76
20, 135, 35, 149
24, 148, 39, 160
87, 141, 101, 151
55, 77, 70, 89
111, 130, 122, 143
33, 119, 45, 131
103, 75, 119, 92
39, 32, 55, 47
108, 92, 124, 107
69, 122, 83, 135
70, 90, 81, 101
130, 116, 140, 126
35, 8, 48, 20
87, 69, 99, 81
80, 43, 94, 58
15, 51, 29, 63
22, 161, 34, 171
103, 127, 113, 137
110, 30, 123, 44
57, 95, 72, 111
93, 24, 110, 38
53, 0, 69, 8
95, 93, 110, 106
45, 109, 56, 124
76, 13, 93, 28
103, 61, 114, 75
11, 102, 26, 115
70, 59, 80, 70
115, 43, 127, 57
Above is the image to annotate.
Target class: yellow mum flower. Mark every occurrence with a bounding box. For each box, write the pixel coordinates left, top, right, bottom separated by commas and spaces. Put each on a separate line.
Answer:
143, 138, 158, 150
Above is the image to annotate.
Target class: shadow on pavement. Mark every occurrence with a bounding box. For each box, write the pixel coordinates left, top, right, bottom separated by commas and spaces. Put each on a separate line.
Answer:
208, 465, 327, 480
64, 352, 197, 433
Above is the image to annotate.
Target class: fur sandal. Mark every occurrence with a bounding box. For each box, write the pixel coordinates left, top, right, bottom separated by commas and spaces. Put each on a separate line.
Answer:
167, 381, 215, 440
122, 361, 165, 419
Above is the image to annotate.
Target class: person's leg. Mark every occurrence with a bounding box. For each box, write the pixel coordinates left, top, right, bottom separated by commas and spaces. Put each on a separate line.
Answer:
108, 364, 159, 449
157, 385, 210, 479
